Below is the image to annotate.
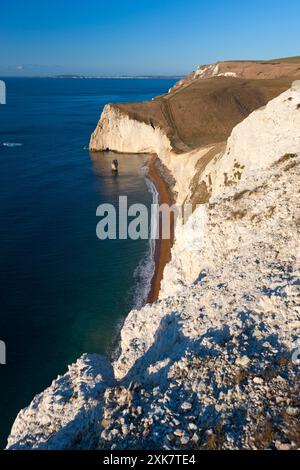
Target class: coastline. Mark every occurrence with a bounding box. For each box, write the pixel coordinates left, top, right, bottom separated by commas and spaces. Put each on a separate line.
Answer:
6, 65, 300, 451
146, 155, 175, 303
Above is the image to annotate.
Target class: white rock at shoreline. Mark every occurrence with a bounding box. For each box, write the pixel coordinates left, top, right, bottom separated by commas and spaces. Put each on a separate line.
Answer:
6, 354, 115, 450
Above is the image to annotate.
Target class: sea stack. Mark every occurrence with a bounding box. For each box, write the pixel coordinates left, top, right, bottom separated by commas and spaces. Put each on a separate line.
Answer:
111, 159, 119, 173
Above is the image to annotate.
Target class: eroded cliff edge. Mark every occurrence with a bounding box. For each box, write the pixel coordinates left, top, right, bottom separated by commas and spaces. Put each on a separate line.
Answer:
6, 66, 300, 449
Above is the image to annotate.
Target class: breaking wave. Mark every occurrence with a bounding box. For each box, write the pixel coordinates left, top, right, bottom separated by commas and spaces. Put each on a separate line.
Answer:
132, 177, 159, 308
2, 142, 23, 147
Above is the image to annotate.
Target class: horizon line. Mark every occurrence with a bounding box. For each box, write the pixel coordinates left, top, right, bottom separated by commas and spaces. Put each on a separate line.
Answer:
0, 74, 185, 79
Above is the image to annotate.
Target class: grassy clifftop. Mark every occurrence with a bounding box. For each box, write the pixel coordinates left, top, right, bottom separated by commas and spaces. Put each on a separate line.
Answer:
115, 75, 296, 152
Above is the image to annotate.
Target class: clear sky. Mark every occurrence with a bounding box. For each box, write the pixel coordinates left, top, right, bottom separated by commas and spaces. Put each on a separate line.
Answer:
1, 0, 299, 76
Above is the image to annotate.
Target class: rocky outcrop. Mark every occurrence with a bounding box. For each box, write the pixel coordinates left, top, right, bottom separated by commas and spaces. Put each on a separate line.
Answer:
89, 103, 206, 204
90, 104, 172, 155
101, 152, 300, 450
7, 354, 115, 450
6, 78, 300, 450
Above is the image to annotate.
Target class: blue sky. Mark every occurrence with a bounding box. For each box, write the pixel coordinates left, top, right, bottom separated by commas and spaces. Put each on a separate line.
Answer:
1, 0, 299, 76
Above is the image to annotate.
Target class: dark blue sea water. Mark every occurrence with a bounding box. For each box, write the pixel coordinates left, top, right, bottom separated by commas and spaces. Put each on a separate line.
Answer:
0, 77, 176, 447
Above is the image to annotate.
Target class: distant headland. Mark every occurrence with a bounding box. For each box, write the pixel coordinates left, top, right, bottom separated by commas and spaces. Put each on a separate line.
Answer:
50, 74, 184, 79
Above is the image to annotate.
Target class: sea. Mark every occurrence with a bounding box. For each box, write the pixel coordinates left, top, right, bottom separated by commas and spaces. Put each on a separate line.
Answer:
0, 77, 176, 447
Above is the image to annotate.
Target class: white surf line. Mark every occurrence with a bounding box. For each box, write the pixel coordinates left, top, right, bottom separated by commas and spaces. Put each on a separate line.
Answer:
132, 176, 159, 308
2, 142, 23, 147
146, 176, 159, 260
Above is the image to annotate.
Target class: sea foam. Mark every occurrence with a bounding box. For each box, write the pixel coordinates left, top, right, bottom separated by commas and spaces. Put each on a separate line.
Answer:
132, 177, 159, 308
2, 142, 23, 147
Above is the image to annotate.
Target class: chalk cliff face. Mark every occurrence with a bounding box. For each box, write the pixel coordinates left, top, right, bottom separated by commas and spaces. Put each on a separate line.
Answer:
90, 104, 172, 155
199, 81, 300, 200
105, 154, 299, 450
90, 103, 205, 205
7, 355, 115, 450
159, 82, 300, 295
6, 76, 300, 450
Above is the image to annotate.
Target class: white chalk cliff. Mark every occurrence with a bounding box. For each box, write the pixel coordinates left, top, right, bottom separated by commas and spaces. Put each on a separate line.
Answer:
90, 103, 204, 205
7, 355, 115, 450
6, 81, 300, 450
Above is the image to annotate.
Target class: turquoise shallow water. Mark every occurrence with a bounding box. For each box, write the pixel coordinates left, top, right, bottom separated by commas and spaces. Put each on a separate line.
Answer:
0, 77, 176, 447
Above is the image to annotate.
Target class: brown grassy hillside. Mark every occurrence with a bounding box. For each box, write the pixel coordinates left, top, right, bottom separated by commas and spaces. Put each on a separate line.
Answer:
115, 74, 297, 152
